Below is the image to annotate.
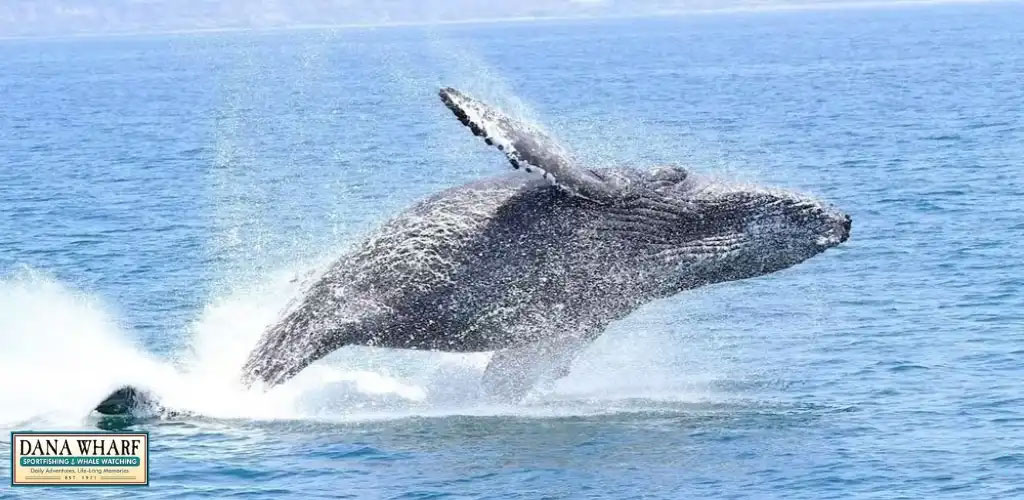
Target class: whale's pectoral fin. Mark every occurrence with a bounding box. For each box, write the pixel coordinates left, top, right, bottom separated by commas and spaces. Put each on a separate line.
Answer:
439, 87, 620, 201
480, 335, 591, 402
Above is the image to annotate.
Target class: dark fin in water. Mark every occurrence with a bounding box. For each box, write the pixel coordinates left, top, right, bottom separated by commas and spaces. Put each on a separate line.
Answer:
439, 87, 621, 202
94, 386, 159, 416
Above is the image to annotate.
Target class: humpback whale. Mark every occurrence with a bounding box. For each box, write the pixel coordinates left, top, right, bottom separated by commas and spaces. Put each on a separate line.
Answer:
96, 88, 850, 414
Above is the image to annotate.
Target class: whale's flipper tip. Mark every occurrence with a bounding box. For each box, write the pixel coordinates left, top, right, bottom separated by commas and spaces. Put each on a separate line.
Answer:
94, 386, 158, 416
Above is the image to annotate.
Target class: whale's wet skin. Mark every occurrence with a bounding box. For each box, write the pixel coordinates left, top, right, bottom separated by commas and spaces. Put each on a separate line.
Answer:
236, 88, 850, 398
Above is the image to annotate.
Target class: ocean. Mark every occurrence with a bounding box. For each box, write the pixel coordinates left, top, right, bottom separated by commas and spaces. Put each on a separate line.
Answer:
1, 2, 1023, 497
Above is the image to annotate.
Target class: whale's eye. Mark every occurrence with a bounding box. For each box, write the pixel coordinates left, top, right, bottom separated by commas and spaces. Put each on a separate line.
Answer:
649, 165, 688, 183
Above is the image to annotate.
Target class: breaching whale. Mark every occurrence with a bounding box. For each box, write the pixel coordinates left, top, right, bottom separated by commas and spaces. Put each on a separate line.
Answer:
95, 87, 850, 414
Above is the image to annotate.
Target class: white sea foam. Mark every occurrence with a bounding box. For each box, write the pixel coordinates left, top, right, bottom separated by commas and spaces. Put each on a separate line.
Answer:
0, 260, 722, 428
0, 268, 173, 428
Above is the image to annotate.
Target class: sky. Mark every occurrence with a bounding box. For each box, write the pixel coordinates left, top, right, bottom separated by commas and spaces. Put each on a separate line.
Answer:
0, 0, 999, 38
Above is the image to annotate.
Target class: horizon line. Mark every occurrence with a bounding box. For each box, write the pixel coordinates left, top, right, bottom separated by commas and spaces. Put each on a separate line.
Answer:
0, 0, 1011, 43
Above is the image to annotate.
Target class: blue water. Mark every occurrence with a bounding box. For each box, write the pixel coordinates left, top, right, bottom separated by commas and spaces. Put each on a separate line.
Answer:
2, 2, 1023, 498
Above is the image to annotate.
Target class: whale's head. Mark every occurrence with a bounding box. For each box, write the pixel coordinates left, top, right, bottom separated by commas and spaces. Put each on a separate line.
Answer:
589, 165, 850, 293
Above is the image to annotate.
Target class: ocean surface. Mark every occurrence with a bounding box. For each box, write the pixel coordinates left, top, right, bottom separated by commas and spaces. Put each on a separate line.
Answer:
2, 2, 1023, 498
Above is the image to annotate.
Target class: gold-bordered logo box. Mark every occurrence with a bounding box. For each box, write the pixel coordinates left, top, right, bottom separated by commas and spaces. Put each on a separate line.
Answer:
11, 431, 149, 487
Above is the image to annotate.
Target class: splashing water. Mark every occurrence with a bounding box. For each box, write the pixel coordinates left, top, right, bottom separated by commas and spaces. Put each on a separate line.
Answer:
0, 257, 722, 429
0, 268, 172, 428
